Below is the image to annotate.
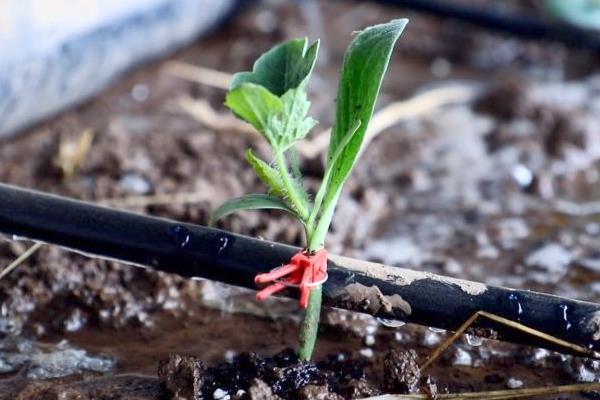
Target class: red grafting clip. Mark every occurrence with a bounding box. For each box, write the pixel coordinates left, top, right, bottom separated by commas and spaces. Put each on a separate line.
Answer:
255, 249, 328, 308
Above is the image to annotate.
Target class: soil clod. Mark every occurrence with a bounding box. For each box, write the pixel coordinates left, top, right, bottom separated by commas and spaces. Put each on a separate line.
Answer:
383, 349, 421, 394
158, 353, 206, 400
157, 349, 376, 400
248, 379, 281, 400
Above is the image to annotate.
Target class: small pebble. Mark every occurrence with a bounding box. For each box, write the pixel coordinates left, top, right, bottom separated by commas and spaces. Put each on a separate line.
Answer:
422, 330, 441, 347
365, 324, 378, 335
453, 348, 473, 367
430, 57, 451, 78
525, 243, 573, 273
131, 84, 149, 103
586, 222, 600, 235
224, 350, 236, 363
118, 173, 151, 194
526, 348, 551, 367
465, 334, 483, 347
359, 348, 374, 358
64, 308, 86, 332
507, 377, 523, 389
213, 388, 229, 400
444, 259, 463, 274
511, 164, 533, 188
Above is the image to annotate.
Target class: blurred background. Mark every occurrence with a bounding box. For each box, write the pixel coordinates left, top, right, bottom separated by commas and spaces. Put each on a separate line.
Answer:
2, 0, 600, 398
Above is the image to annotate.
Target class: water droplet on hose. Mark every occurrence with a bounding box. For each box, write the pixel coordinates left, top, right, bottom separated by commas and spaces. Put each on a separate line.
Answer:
559, 304, 572, 330
217, 236, 229, 255
376, 317, 405, 328
170, 225, 190, 249
508, 292, 523, 320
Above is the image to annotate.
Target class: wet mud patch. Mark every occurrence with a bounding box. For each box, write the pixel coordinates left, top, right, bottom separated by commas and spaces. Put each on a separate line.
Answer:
338, 283, 412, 317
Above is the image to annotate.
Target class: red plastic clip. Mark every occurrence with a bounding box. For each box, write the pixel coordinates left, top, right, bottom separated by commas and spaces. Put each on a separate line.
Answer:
254, 249, 328, 308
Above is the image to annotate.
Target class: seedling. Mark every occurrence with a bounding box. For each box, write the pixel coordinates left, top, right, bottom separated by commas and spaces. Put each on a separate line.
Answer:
211, 19, 408, 360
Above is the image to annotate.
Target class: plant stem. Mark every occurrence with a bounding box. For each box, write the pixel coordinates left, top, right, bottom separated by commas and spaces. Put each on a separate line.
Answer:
297, 229, 328, 360
297, 285, 322, 360
308, 191, 339, 251
274, 149, 309, 220
306, 121, 361, 235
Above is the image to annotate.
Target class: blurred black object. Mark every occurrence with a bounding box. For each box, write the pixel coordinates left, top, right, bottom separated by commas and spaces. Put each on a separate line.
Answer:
2, 182, 600, 358
374, 0, 600, 51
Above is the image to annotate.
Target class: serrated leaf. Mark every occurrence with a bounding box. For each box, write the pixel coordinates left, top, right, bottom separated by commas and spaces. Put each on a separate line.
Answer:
277, 88, 318, 150
230, 38, 319, 95
225, 83, 283, 142
209, 194, 300, 226
323, 19, 407, 209
246, 149, 285, 197
226, 39, 319, 152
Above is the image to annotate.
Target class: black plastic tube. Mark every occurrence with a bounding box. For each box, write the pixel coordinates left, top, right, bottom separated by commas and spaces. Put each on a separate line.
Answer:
374, 0, 600, 51
1, 183, 600, 356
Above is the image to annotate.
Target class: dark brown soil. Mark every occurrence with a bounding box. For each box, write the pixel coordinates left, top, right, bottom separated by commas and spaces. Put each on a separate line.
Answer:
158, 349, 375, 400
2, 0, 600, 399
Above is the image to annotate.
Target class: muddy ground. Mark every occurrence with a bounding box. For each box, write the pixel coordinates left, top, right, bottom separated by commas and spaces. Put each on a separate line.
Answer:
2, 0, 600, 398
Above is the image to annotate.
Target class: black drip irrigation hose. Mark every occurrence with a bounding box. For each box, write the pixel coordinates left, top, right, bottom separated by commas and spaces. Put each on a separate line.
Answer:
374, 0, 600, 52
1, 183, 600, 357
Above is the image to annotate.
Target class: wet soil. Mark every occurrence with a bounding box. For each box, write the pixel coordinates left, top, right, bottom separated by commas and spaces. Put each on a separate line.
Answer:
2, 0, 600, 398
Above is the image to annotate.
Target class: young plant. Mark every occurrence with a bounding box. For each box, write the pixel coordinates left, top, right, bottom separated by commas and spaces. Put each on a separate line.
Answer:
211, 19, 408, 361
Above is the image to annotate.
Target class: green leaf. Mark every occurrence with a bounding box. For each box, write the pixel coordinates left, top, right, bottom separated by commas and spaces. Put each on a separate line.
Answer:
226, 86, 317, 152
209, 194, 300, 226
230, 38, 320, 95
309, 121, 361, 222
226, 38, 320, 153
326, 120, 362, 178
308, 19, 407, 250
323, 19, 407, 206
246, 149, 285, 197
225, 83, 283, 141
277, 88, 318, 150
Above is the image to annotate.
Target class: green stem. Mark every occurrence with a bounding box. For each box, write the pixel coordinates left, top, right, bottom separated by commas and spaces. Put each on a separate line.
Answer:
297, 229, 328, 361
296, 122, 361, 360
306, 190, 339, 252
306, 120, 361, 237
297, 285, 322, 360
274, 149, 309, 220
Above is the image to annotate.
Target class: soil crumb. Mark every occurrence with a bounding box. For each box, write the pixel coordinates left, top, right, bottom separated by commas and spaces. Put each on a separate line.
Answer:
383, 349, 421, 394
158, 354, 205, 400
